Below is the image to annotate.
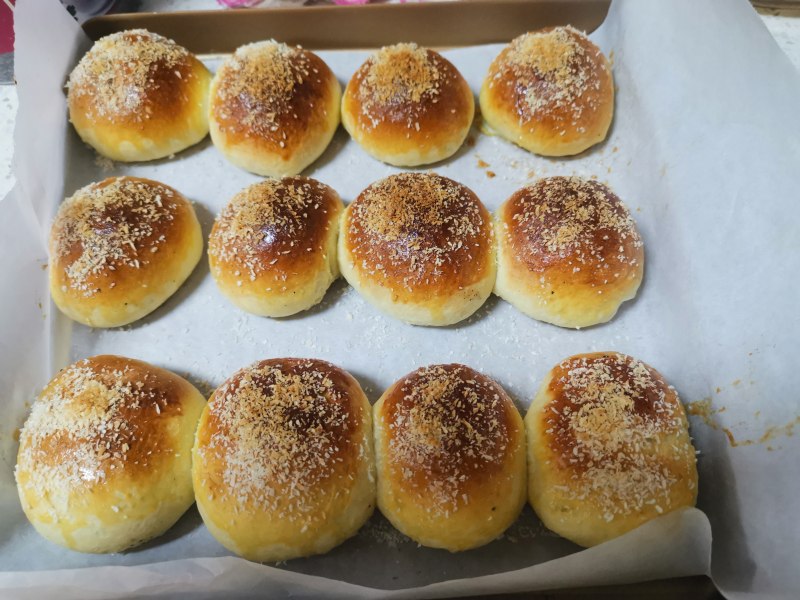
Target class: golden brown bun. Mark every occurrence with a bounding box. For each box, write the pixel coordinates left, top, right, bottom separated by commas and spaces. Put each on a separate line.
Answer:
480, 26, 613, 156
192, 358, 375, 562
209, 41, 341, 177
339, 173, 495, 326
341, 43, 474, 166
526, 352, 698, 547
374, 364, 526, 551
67, 29, 211, 162
49, 176, 203, 328
208, 178, 343, 317
494, 176, 643, 328
15, 355, 206, 553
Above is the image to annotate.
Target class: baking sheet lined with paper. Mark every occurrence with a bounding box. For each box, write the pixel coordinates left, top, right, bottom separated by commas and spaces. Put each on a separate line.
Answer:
1, 0, 799, 598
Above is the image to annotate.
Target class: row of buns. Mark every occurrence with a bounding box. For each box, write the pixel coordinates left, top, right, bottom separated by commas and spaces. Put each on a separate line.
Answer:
16, 352, 698, 559
50, 173, 643, 329
67, 27, 614, 171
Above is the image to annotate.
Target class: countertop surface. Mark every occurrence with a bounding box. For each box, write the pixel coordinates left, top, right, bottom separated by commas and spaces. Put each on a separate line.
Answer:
0, 4, 797, 211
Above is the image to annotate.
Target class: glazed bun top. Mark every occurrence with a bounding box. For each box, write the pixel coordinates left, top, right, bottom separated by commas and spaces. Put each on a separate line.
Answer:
378, 364, 522, 510
50, 176, 196, 299
485, 26, 612, 140
209, 177, 341, 282
16, 355, 199, 493
539, 352, 695, 518
346, 43, 473, 135
210, 41, 337, 154
343, 173, 493, 296
196, 358, 369, 513
68, 29, 205, 129
500, 176, 642, 281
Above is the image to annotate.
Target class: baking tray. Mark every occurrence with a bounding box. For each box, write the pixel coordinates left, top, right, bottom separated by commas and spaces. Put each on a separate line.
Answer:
78, 3, 714, 597
6, 1, 753, 597
83, 0, 612, 52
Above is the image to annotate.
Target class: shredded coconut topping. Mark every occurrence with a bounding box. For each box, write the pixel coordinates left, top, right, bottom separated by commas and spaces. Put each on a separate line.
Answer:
16, 357, 177, 495
346, 173, 491, 291
199, 360, 360, 519
212, 41, 324, 139
68, 29, 193, 122
355, 43, 449, 129
543, 353, 696, 521
504, 176, 642, 281
208, 178, 335, 283
492, 26, 608, 125
51, 177, 181, 297
382, 364, 512, 514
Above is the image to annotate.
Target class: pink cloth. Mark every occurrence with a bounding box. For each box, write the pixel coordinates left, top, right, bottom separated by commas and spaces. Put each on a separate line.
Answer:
1, 0, 14, 54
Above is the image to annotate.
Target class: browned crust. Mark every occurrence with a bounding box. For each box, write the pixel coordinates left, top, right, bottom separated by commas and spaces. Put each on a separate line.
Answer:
499, 176, 642, 288
542, 353, 687, 474
482, 26, 613, 149
67, 29, 208, 134
17, 355, 195, 486
378, 364, 523, 501
49, 176, 198, 301
210, 42, 338, 158
208, 177, 341, 287
342, 44, 473, 156
343, 173, 493, 301
195, 359, 367, 508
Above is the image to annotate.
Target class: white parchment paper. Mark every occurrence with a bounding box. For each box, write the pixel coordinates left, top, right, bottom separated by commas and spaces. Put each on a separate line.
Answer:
1, 0, 799, 597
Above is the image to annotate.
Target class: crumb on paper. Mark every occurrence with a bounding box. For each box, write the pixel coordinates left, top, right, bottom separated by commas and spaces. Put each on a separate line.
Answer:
687, 397, 799, 448
93, 153, 116, 172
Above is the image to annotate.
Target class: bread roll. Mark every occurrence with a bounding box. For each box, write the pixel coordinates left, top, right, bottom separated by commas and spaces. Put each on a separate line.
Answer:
480, 26, 613, 156
495, 176, 643, 328
526, 352, 698, 547
209, 41, 341, 177
339, 173, 495, 326
67, 29, 211, 162
341, 43, 474, 166
49, 176, 203, 328
15, 355, 206, 553
374, 364, 526, 551
208, 177, 343, 317
192, 358, 375, 562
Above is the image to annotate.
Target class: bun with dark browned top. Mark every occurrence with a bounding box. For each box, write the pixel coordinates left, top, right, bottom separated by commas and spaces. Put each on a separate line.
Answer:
209, 41, 341, 177
526, 352, 698, 547
192, 358, 375, 562
480, 26, 613, 157
342, 43, 474, 166
68, 29, 211, 162
208, 177, 343, 317
339, 173, 495, 326
15, 355, 206, 553
495, 176, 643, 328
49, 176, 202, 328
374, 364, 526, 551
